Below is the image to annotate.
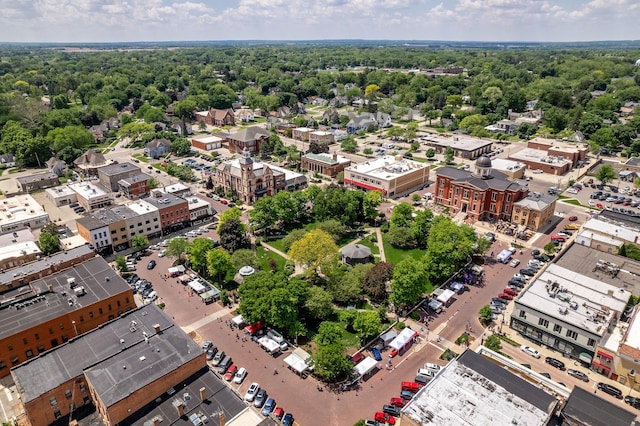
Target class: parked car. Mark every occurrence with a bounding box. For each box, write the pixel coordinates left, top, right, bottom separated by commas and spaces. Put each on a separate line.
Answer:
262, 398, 276, 416
519, 268, 536, 277
374, 412, 396, 425
400, 390, 416, 401
146, 260, 156, 270
233, 367, 247, 384
597, 382, 623, 399
503, 288, 518, 296
254, 389, 267, 408
509, 258, 521, 268
223, 365, 238, 381
211, 351, 225, 366
498, 292, 513, 300
513, 274, 527, 281
389, 397, 406, 408
424, 363, 441, 372
282, 413, 294, 426
272, 407, 284, 421
624, 395, 640, 409
382, 404, 402, 417
202, 341, 213, 351
567, 369, 589, 382
520, 345, 541, 359
545, 357, 566, 370
244, 382, 260, 401
205, 346, 218, 360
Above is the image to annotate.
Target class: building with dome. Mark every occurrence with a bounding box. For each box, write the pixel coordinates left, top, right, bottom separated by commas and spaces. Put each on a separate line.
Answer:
435, 155, 530, 222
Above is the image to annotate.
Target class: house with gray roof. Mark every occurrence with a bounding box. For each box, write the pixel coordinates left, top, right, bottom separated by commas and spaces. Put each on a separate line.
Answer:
224, 125, 270, 154
145, 138, 172, 159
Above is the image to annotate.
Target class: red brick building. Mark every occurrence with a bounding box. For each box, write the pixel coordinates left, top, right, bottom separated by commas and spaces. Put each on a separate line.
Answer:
435, 156, 528, 221
195, 108, 235, 127
301, 152, 351, 178
117, 173, 151, 199
143, 191, 190, 234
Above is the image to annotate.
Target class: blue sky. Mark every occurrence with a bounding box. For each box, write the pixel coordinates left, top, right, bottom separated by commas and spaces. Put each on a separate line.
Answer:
0, 0, 638, 43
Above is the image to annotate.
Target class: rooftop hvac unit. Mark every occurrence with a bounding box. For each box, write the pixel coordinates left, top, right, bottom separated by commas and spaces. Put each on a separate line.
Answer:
67, 277, 76, 288
558, 307, 568, 315
74, 286, 86, 296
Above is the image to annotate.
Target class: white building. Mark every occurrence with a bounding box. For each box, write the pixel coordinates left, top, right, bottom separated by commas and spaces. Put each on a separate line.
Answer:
0, 229, 41, 270
0, 194, 50, 232
187, 197, 213, 222
511, 263, 631, 362
45, 186, 78, 207
401, 349, 557, 425
344, 156, 430, 198
75, 215, 112, 251
69, 182, 114, 212
126, 200, 161, 240
158, 183, 191, 198
577, 217, 640, 253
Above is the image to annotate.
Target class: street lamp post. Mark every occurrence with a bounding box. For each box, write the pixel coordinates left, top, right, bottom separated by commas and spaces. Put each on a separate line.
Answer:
72, 320, 78, 336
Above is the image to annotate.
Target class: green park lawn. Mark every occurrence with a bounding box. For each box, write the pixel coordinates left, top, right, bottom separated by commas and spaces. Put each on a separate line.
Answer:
381, 234, 425, 265
355, 236, 380, 255
256, 245, 287, 272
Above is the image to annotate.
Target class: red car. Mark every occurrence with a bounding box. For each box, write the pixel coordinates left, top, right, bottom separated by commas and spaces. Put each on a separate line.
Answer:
498, 292, 514, 300
551, 235, 566, 242
389, 397, 406, 408
374, 412, 396, 425
596, 203, 604, 209
568, 216, 578, 221
220, 199, 228, 205
503, 288, 517, 296
273, 407, 284, 421
223, 364, 238, 381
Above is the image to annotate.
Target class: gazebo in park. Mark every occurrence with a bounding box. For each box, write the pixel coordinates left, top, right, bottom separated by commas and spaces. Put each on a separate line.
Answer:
340, 244, 372, 266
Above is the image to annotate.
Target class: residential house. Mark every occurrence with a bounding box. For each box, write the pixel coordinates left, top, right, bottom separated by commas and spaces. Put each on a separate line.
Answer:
373, 112, 392, 128
45, 157, 67, 177
0, 154, 16, 168
235, 108, 255, 123
195, 108, 235, 127
322, 108, 340, 123
145, 138, 172, 159
346, 114, 376, 134
74, 149, 110, 176
89, 123, 109, 142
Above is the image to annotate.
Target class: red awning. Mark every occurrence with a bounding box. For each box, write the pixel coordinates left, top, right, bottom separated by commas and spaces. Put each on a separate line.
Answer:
344, 179, 387, 194
597, 351, 614, 360
592, 361, 611, 372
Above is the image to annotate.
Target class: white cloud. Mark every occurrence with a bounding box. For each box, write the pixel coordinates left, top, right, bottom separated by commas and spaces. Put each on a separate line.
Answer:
0, 0, 639, 42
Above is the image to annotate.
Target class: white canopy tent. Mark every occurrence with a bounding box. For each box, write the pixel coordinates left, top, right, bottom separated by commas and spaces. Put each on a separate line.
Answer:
188, 280, 206, 294
258, 337, 280, 354
389, 327, 418, 352
354, 356, 378, 377
284, 348, 313, 374
168, 265, 186, 276
232, 315, 246, 327
437, 289, 455, 305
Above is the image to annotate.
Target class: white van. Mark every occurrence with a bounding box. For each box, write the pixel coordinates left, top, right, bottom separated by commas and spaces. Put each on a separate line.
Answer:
417, 368, 436, 378
126, 264, 136, 272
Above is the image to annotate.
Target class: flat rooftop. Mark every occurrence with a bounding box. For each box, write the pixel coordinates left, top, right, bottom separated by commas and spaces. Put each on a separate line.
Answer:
554, 243, 640, 296
191, 135, 223, 143
159, 183, 191, 195
509, 148, 572, 166
69, 182, 111, 199
0, 241, 40, 262
563, 386, 636, 426
12, 305, 174, 403
402, 349, 556, 425
421, 134, 493, 151
101, 205, 138, 222
346, 156, 429, 181
0, 256, 130, 340
120, 368, 248, 426
0, 244, 94, 285
516, 264, 630, 336
187, 197, 210, 210
118, 173, 151, 187
45, 185, 76, 198
16, 172, 58, 184
304, 152, 351, 165
490, 158, 526, 172
98, 162, 140, 176
582, 217, 640, 244
128, 199, 159, 215
0, 194, 48, 223
142, 193, 187, 210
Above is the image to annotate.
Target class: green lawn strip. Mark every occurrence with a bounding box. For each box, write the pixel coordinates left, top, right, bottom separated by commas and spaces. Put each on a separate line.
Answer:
132, 153, 150, 163
381, 234, 424, 264
256, 245, 286, 272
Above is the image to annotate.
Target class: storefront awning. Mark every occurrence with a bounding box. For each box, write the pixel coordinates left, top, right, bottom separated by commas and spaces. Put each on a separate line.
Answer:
579, 352, 593, 363
592, 361, 611, 372
597, 351, 614, 360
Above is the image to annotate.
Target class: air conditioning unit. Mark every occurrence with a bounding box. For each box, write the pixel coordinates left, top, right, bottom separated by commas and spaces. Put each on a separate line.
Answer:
630, 369, 636, 377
